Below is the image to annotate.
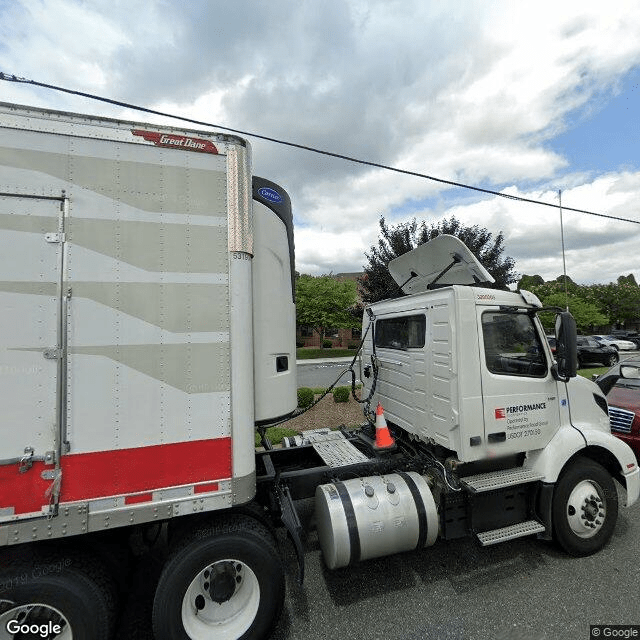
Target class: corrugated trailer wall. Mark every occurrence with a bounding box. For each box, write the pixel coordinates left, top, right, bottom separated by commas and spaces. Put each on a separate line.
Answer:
0, 109, 241, 525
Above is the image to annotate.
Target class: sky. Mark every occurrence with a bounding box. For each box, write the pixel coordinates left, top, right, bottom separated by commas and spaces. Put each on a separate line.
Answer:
1, 0, 640, 285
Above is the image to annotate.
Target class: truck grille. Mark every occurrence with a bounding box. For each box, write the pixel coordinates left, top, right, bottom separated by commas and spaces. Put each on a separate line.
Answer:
609, 406, 635, 434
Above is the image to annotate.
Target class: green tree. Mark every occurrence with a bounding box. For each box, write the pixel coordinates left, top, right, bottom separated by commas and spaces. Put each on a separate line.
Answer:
582, 282, 640, 327
618, 274, 637, 286
360, 216, 518, 303
535, 291, 607, 334
295, 275, 359, 347
518, 274, 545, 289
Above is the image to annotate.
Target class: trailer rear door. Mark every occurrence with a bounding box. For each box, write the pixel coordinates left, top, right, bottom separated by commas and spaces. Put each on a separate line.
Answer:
0, 192, 66, 514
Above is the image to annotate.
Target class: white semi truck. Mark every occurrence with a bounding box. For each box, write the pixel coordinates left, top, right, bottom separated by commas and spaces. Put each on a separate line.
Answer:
0, 103, 637, 640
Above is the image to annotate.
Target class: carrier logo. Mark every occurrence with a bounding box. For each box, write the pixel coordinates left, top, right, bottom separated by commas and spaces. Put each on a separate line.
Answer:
258, 187, 283, 203
495, 403, 546, 419
132, 130, 218, 154
477, 294, 496, 301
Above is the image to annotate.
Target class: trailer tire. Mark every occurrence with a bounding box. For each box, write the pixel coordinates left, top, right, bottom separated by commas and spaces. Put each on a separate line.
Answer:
152, 514, 285, 640
552, 458, 618, 556
0, 548, 118, 639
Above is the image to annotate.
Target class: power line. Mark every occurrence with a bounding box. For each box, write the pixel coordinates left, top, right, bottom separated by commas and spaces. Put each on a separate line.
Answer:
2, 71, 639, 226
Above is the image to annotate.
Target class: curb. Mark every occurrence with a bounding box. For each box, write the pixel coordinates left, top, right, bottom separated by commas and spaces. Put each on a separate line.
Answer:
296, 357, 356, 366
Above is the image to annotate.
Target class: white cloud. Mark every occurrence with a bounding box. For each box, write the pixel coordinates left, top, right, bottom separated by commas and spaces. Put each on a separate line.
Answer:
2, 1, 640, 282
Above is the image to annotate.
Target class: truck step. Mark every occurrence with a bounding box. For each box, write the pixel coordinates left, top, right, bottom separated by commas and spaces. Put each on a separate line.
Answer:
476, 520, 546, 546
460, 467, 544, 493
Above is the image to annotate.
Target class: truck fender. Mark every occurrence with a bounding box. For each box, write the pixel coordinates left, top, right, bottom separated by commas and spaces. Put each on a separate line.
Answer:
526, 425, 640, 507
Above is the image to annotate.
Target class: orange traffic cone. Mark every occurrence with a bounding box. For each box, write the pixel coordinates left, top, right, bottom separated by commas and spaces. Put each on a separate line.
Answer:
374, 403, 395, 449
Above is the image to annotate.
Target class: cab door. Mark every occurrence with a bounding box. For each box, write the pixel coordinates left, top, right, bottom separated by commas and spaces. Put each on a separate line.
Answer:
478, 308, 561, 454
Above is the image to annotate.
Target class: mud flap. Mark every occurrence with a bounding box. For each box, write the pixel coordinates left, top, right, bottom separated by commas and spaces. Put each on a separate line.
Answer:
276, 484, 305, 585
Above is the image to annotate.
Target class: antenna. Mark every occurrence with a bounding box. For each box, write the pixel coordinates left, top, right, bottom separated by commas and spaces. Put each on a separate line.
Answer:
559, 189, 569, 311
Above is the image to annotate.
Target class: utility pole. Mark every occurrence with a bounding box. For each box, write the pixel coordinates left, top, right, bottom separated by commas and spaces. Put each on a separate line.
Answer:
559, 189, 569, 311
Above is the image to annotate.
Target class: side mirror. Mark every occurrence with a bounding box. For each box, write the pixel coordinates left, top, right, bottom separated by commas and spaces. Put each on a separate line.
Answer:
596, 363, 635, 395
620, 365, 640, 380
552, 311, 577, 381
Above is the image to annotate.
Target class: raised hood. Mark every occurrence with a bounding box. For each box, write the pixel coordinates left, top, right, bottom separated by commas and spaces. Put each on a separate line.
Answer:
388, 234, 495, 294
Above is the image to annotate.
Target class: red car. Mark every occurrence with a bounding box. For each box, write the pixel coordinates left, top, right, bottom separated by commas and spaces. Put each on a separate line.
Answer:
597, 359, 640, 461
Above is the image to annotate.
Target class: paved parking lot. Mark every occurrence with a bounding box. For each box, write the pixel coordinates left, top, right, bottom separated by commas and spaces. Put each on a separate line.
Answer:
269, 491, 639, 640
118, 485, 639, 640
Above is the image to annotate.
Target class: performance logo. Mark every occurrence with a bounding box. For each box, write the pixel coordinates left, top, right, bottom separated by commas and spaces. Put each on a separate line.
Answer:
131, 130, 218, 154
495, 403, 546, 420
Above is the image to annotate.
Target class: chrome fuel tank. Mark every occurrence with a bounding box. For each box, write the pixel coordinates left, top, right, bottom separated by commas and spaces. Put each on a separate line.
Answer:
315, 472, 438, 569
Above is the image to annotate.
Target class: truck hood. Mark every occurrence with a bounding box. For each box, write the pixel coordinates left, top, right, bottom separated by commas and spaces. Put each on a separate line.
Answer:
567, 375, 611, 434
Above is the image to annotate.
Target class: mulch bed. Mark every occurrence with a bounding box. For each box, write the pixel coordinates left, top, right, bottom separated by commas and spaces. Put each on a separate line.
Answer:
284, 389, 369, 432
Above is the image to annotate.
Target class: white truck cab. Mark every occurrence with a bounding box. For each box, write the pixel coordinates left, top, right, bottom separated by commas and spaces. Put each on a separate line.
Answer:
358, 235, 639, 554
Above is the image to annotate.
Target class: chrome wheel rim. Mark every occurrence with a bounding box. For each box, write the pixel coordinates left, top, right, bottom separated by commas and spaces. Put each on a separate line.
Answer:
181, 560, 260, 640
566, 480, 606, 539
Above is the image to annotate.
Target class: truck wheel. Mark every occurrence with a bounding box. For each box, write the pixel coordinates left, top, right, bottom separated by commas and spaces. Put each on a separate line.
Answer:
0, 550, 117, 639
552, 459, 618, 556
152, 515, 285, 640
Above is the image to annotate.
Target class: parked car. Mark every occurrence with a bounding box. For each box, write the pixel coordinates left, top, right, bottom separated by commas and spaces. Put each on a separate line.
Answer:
576, 336, 619, 367
596, 360, 640, 461
610, 331, 640, 349
593, 335, 636, 351
546, 335, 557, 354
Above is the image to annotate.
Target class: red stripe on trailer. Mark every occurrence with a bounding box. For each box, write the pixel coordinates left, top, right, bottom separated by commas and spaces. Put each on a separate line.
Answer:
124, 492, 154, 505
0, 437, 232, 515
194, 482, 219, 494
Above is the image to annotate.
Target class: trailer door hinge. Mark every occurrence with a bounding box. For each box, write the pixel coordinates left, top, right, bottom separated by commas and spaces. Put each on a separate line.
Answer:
43, 348, 62, 360
45, 232, 66, 244
18, 447, 34, 473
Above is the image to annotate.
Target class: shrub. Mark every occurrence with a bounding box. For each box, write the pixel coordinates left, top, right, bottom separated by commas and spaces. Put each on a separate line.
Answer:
296, 340, 305, 348
297, 387, 315, 408
322, 339, 333, 349
333, 386, 350, 403
347, 342, 359, 350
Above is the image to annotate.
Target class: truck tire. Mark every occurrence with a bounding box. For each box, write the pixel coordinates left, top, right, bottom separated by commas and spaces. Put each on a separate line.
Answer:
152, 514, 285, 640
552, 458, 618, 556
0, 548, 117, 639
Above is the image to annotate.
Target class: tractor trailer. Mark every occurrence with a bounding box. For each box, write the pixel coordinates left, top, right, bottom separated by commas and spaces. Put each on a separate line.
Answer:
0, 103, 637, 639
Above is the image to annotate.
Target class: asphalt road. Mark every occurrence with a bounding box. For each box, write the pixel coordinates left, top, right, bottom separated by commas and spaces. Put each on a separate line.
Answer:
270, 488, 640, 640
117, 484, 640, 640
296, 359, 361, 389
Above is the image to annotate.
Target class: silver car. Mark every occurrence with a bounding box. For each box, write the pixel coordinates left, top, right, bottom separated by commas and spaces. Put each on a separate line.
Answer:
593, 335, 637, 351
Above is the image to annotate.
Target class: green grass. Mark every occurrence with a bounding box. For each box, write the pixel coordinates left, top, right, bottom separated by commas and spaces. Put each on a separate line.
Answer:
578, 366, 608, 379
296, 348, 356, 359
255, 426, 299, 447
